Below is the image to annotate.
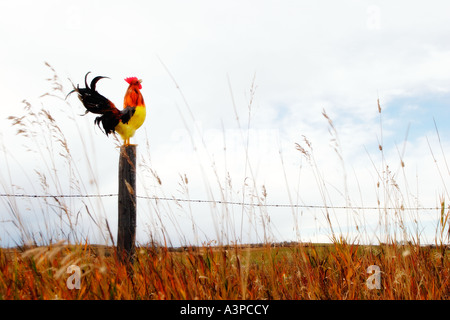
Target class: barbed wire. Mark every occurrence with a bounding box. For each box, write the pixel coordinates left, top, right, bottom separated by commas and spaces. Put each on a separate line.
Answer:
0, 193, 442, 211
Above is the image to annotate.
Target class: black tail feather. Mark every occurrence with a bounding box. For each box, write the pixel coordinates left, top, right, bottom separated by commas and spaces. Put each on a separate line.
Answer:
84, 71, 91, 88
67, 72, 121, 136
90, 75, 109, 92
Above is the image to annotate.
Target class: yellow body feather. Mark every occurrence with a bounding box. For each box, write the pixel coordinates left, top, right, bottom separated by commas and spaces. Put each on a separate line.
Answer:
115, 106, 146, 143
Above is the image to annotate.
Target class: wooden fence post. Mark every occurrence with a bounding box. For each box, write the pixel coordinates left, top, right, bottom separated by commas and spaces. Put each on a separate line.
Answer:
117, 144, 137, 264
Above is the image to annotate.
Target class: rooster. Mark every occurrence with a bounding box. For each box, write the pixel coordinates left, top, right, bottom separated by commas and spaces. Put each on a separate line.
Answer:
68, 72, 146, 146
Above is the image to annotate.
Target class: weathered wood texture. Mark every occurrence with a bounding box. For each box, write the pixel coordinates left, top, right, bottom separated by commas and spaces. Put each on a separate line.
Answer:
117, 145, 137, 263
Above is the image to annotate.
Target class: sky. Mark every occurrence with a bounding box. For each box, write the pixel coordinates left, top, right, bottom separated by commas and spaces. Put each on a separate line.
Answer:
1, 0, 450, 246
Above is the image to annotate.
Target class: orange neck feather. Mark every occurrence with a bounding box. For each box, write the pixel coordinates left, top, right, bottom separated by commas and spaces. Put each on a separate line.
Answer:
124, 85, 145, 108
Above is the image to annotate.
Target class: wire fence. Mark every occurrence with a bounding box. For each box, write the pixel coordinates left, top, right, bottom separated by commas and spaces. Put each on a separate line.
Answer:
0, 193, 442, 211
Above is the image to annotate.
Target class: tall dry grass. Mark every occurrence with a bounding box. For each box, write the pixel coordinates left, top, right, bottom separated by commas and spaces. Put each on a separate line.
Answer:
0, 240, 447, 299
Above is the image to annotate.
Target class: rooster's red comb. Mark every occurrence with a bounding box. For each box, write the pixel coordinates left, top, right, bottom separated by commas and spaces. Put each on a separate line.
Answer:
125, 77, 139, 84
125, 77, 142, 89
